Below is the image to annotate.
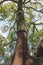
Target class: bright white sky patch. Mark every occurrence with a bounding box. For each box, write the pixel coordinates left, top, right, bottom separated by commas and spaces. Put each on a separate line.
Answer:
0, 30, 2, 34
0, 29, 8, 38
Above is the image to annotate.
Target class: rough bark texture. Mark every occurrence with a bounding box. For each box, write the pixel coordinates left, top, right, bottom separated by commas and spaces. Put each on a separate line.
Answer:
16, 0, 26, 31
11, 32, 43, 65
11, 30, 30, 65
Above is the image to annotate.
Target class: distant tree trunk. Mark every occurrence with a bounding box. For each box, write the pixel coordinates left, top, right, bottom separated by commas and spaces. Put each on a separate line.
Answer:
11, 0, 30, 65
36, 39, 43, 58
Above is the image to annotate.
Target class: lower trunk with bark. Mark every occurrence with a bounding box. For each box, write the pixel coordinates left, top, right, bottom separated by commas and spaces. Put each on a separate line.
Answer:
11, 30, 43, 65
11, 30, 30, 65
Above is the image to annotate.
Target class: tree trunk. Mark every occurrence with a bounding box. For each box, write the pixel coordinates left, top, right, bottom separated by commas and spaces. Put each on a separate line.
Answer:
11, 30, 29, 65
11, 0, 43, 65
11, 0, 29, 65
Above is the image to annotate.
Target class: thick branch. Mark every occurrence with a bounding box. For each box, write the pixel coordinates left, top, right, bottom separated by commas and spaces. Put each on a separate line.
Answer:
24, 0, 30, 4
24, 6, 43, 13
33, 24, 35, 33
0, 0, 4, 4
24, 12, 30, 15
0, 0, 18, 4
24, 0, 43, 7
35, 23, 43, 25
30, 22, 43, 25
30, 22, 43, 33
23, 0, 26, 3
11, 0, 18, 4
35, 26, 38, 32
